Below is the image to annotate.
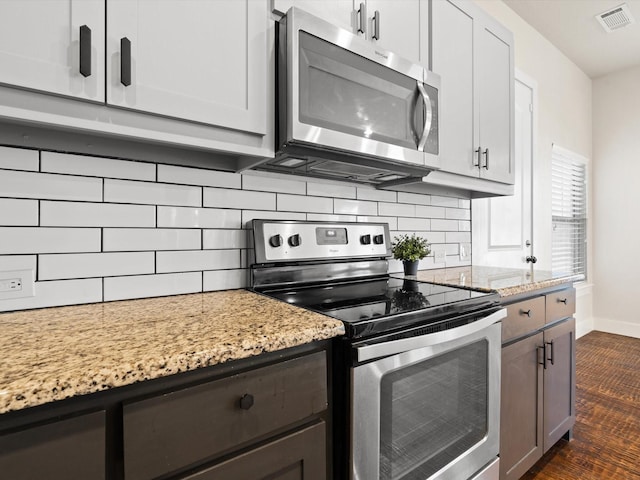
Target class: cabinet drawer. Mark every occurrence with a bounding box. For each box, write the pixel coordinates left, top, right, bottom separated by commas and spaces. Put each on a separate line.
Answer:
502, 296, 545, 343
0, 411, 106, 480
545, 288, 576, 324
123, 351, 328, 480
182, 421, 326, 480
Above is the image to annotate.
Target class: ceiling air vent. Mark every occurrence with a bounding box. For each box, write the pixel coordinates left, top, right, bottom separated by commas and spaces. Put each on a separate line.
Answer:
595, 3, 636, 32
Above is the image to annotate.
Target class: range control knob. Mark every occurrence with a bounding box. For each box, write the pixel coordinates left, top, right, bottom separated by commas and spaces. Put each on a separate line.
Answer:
288, 234, 302, 247
269, 234, 283, 248
373, 234, 385, 245
360, 234, 371, 245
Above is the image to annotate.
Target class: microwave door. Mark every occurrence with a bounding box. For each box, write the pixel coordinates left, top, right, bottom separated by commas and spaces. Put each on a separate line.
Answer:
291, 28, 427, 168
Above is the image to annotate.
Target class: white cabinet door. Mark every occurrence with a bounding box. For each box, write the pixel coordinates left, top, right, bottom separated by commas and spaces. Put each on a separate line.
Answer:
106, 0, 268, 135
273, 0, 356, 31
431, 0, 477, 178
0, 0, 105, 101
478, 15, 514, 184
366, 0, 420, 62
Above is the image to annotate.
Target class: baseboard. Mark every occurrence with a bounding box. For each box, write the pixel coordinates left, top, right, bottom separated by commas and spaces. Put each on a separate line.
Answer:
575, 315, 595, 339
593, 317, 640, 339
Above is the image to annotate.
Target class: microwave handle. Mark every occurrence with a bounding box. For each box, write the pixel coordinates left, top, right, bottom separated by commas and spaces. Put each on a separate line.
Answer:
417, 81, 433, 152
355, 308, 506, 362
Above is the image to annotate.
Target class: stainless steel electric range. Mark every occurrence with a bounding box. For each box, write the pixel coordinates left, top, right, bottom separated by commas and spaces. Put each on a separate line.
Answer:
250, 220, 505, 480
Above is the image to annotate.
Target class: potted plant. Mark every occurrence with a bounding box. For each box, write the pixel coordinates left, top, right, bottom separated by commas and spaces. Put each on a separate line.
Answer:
391, 234, 431, 276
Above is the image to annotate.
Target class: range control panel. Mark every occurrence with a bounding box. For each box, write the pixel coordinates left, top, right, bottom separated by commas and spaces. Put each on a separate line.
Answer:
252, 220, 391, 263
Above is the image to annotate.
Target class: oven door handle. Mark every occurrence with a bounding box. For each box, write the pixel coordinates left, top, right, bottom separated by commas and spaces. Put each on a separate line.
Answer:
355, 308, 506, 362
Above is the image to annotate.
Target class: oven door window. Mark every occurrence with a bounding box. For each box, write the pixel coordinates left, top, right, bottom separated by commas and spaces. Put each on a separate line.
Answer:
380, 339, 488, 480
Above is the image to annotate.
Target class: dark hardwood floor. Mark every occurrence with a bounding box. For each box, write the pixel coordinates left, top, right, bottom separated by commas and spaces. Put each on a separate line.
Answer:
521, 331, 640, 480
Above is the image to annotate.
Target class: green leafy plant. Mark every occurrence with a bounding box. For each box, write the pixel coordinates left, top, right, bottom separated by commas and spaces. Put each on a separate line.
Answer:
391, 234, 431, 262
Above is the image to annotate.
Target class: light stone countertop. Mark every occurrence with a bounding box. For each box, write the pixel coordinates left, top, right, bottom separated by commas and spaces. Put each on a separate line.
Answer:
413, 266, 582, 297
0, 289, 344, 414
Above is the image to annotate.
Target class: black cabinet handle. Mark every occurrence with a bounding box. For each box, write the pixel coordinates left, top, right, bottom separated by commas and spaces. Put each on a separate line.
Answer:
546, 340, 555, 365
357, 3, 366, 34
474, 147, 481, 167
537, 344, 547, 370
520, 309, 532, 318
558, 298, 568, 305
79, 25, 92, 77
121, 37, 132, 86
526, 255, 538, 264
372, 10, 380, 40
239, 393, 254, 410
483, 148, 490, 169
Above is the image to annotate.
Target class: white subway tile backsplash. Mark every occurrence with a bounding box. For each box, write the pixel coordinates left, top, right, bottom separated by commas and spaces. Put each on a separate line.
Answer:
356, 216, 398, 230
241, 210, 306, 226
157, 250, 240, 273
0, 170, 102, 202
242, 173, 306, 195
104, 272, 202, 301
356, 187, 396, 202
0, 228, 100, 254
334, 198, 377, 216
306, 214, 357, 222
104, 179, 201, 207
39, 252, 155, 280
445, 208, 471, 220
277, 194, 333, 214
103, 229, 201, 251
204, 188, 275, 210
307, 182, 356, 199
446, 232, 471, 243
0, 278, 103, 312
157, 206, 241, 229
202, 230, 247, 249
203, 269, 246, 291
397, 192, 431, 206
0, 199, 38, 226
0, 255, 37, 273
416, 205, 446, 219
158, 165, 241, 189
398, 218, 431, 231
0, 147, 471, 312
431, 195, 460, 208
41, 152, 155, 181
431, 219, 460, 232
41, 201, 155, 227
379, 202, 416, 217
0, 146, 39, 171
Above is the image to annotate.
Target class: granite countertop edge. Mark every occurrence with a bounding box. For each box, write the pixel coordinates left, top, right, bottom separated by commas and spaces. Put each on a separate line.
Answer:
0, 289, 345, 415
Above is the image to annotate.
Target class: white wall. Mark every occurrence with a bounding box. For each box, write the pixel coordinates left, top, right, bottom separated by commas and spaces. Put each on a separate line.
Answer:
592, 65, 640, 338
472, 0, 594, 336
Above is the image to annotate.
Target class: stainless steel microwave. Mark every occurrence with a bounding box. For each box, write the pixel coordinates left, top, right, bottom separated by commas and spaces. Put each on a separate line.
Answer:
263, 7, 440, 186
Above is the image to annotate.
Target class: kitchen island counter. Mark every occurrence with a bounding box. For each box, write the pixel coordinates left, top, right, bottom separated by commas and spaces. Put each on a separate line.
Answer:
414, 265, 582, 297
0, 290, 344, 414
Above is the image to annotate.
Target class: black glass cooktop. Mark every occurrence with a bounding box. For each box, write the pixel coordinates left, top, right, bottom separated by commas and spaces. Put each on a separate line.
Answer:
258, 276, 499, 338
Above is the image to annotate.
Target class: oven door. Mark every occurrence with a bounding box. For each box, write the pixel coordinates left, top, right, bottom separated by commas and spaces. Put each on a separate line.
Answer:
280, 7, 440, 170
351, 309, 504, 480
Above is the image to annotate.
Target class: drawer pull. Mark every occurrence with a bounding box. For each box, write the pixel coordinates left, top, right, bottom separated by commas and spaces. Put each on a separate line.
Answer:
520, 309, 532, 318
558, 298, 568, 305
239, 393, 254, 410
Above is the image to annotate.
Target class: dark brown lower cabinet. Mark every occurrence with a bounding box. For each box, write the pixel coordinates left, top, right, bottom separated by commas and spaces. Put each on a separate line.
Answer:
0, 410, 106, 480
500, 294, 576, 480
182, 421, 326, 480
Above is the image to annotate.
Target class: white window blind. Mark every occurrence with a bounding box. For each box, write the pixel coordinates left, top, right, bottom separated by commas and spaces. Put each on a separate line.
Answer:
551, 145, 587, 278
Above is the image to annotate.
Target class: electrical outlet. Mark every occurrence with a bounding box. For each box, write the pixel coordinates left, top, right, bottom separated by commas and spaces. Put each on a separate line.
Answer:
0, 270, 35, 300
460, 243, 471, 261
434, 248, 446, 263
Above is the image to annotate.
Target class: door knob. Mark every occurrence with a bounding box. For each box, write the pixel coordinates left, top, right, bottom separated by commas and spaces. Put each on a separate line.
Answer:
526, 255, 537, 264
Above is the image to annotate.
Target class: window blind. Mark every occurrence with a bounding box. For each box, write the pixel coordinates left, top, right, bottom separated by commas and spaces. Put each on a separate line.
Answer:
551, 145, 587, 278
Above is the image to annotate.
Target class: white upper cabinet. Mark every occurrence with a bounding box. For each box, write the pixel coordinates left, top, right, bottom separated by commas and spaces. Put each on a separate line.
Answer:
273, 0, 355, 31
107, 0, 268, 135
431, 0, 514, 185
0, 0, 105, 101
365, 0, 420, 62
